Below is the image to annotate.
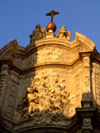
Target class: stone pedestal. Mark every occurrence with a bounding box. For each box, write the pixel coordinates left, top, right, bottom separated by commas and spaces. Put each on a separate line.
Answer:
45, 30, 55, 38
76, 97, 97, 133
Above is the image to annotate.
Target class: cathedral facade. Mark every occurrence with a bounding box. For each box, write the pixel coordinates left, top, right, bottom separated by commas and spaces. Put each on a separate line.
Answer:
0, 12, 100, 132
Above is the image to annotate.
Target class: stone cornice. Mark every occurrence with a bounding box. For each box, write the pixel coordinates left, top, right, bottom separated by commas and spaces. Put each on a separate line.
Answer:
0, 114, 79, 133
0, 32, 96, 60
75, 32, 95, 50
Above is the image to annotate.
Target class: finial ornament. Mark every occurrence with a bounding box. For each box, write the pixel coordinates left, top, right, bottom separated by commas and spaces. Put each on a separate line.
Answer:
46, 10, 59, 23
46, 10, 59, 32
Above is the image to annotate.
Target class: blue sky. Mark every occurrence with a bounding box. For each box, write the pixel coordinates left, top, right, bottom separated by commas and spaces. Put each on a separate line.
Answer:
0, 0, 100, 52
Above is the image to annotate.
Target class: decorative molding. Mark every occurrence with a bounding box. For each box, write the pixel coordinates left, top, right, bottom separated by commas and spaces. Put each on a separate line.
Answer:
0, 64, 9, 111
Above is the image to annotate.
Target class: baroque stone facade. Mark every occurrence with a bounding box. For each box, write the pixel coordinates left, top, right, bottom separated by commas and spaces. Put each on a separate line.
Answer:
0, 24, 100, 133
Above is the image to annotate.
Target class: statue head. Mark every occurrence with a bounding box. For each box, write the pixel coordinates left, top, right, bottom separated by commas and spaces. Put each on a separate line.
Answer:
35, 24, 41, 29
61, 26, 66, 31
27, 87, 33, 93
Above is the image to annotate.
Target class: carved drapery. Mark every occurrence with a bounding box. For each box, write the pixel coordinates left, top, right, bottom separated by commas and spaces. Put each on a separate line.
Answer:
26, 71, 75, 125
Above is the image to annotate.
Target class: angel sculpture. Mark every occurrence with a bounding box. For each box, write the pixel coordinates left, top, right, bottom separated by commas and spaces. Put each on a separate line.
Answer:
57, 26, 71, 41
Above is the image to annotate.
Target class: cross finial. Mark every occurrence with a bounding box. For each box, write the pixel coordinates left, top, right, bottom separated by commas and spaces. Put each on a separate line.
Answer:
46, 10, 59, 23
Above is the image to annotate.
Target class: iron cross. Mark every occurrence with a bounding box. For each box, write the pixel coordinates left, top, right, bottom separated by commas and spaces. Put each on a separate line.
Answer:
46, 10, 59, 23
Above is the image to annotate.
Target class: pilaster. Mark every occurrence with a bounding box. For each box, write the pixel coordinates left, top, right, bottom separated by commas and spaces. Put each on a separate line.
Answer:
0, 64, 9, 111
82, 53, 91, 93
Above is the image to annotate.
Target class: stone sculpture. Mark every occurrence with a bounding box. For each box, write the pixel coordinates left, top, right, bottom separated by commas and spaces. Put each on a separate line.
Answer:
27, 71, 75, 121
57, 26, 71, 40
29, 24, 45, 43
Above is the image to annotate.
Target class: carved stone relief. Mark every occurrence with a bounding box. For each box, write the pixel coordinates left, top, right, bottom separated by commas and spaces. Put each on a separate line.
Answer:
17, 69, 75, 125
33, 47, 64, 63
3, 71, 20, 119
21, 47, 79, 69
21, 47, 64, 68
83, 56, 91, 93
26, 70, 75, 124
0, 64, 9, 111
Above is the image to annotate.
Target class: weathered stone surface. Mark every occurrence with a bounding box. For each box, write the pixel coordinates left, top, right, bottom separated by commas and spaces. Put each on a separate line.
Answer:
0, 27, 100, 132
29, 24, 45, 43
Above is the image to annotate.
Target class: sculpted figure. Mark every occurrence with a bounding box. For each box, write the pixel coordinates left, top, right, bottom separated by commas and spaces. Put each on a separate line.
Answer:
57, 26, 71, 41
27, 87, 38, 116
41, 27, 45, 37
26, 71, 75, 119
29, 24, 45, 43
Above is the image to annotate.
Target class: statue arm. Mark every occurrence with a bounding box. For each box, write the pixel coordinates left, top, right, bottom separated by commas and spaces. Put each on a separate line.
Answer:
57, 30, 61, 37
29, 34, 32, 38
